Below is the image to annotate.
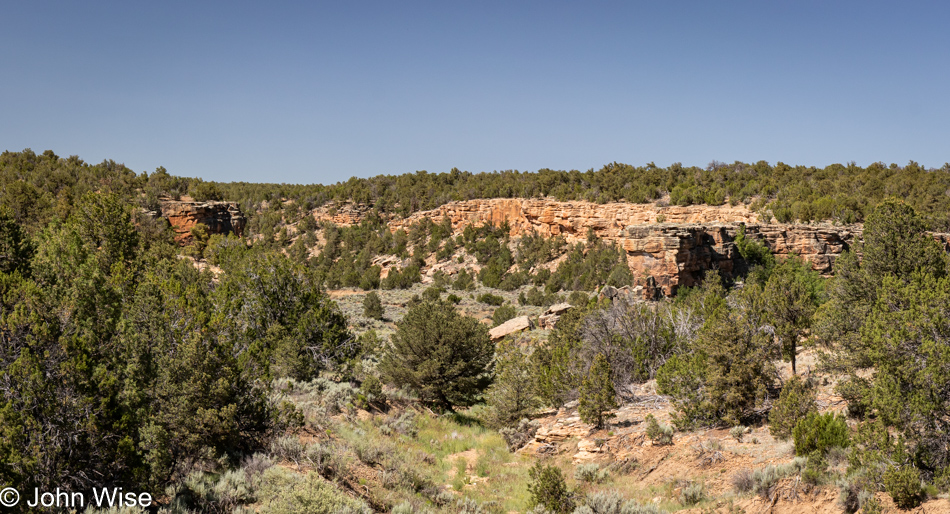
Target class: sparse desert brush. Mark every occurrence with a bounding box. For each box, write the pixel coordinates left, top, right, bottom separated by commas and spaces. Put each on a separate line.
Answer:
645, 414, 673, 445
573, 463, 608, 483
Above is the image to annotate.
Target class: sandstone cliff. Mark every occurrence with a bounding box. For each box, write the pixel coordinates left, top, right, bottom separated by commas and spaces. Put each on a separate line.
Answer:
158, 199, 247, 244
310, 198, 867, 296
312, 198, 761, 237
621, 223, 859, 295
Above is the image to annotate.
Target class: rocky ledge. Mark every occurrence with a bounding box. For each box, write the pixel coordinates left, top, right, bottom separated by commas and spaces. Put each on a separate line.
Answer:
157, 199, 246, 244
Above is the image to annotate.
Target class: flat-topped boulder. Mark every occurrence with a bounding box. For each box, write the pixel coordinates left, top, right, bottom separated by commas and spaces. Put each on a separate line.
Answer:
489, 316, 534, 341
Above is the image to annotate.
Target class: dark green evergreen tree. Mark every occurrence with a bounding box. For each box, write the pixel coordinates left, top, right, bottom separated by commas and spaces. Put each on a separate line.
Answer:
379, 300, 493, 411
363, 291, 384, 320
578, 353, 617, 429
769, 375, 818, 440
764, 256, 823, 374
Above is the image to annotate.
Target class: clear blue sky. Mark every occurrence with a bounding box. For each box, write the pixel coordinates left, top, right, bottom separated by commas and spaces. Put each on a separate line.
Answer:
2, 1, 948, 183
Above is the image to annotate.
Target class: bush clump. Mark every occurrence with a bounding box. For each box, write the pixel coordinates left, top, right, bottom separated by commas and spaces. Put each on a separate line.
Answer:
792, 412, 850, 457
453, 269, 475, 290
527, 461, 575, 513
381, 265, 422, 289
492, 304, 519, 327
573, 463, 608, 484
499, 419, 540, 451
478, 292, 505, 306
645, 414, 673, 446
679, 481, 705, 506
379, 300, 493, 411
730, 426, 746, 442
883, 467, 923, 509
769, 375, 817, 440
363, 291, 384, 319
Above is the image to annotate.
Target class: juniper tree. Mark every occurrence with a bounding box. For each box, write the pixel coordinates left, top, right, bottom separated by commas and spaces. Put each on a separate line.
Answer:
485, 337, 539, 426
578, 354, 617, 429
763, 256, 823, 374
379, 300, 493, 411
363, 291, 384, 320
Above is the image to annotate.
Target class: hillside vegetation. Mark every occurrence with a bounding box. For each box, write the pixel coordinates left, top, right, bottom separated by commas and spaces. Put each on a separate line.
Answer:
2, 148, 950, 513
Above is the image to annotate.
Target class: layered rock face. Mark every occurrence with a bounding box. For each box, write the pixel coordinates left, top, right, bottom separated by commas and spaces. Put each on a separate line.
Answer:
622, 223, 859, 295
388, 198, 762, 238
159, 199, 247, 244
311, 198, 864, 296
312, 198, 760, 237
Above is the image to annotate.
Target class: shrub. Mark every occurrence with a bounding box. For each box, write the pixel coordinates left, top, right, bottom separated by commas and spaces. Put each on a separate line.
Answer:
492, 304, 519, 327
255, 467, 372, 514
270, 435, 306, 464
168, 469, 253, 514
446, 293, 462, 304
605, 457, 639, 476
567, 290, 591, 307
575, 491, 648, 514
835, 376, 871, 419
792, 412, 850, 457
657, 295, 775, 428
390, 502, 415, 514
380, 410, 418, 438
573, 463, 608, 483
356, 374, 385, 409
836, 473, 875, 514
417, 286, 439, 302
861, 496, 883, 514
381, 265, 422, 289
359, 265, 382, 290
527, 461, 575, 513
454, 497, 490, 514
679, 482, 704, 506
737, 459, 806, 498
732, 469, 754, 493
304, 443, 332, 474
453, 269, 475, 290
520, 286, 560, 306
769, 376, 818, 440
655, 353, 713, 429
573, 491, 665, 514
354, 440, 386, 466
499, 419, 540, 451
645, 414, 673, 445
883, 467, 923, 509
478, 292, 505, 306
363, 291, 384, 319
801, 453, 826, 486
730, 426, 746, 443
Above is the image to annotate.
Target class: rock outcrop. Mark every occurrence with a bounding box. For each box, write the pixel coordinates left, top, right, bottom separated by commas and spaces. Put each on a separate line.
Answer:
538, 303, 573, 330
621, 223, 859, 295
489, 316, 534, 341
158, 199, 247, 244
389, 198, 761, 239
312, 198, 760, 237
308, 198, 873, 297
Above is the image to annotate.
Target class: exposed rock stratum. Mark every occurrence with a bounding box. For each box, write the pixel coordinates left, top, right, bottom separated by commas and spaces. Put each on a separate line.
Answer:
312, 198, 870, 296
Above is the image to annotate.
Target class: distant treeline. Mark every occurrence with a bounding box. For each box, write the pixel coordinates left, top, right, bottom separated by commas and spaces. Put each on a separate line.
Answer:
4, 149, 950, 230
